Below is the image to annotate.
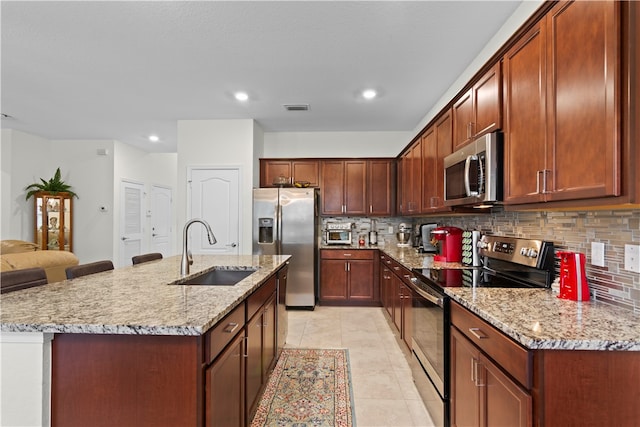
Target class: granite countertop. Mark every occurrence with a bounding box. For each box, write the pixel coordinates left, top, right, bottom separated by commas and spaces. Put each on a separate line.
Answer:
337, 243, 640, 352
0, 254, 290, 336
446, 287, 640, 351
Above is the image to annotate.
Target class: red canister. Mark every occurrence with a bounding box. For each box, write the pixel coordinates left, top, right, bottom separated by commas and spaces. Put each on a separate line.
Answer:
557, 251, 590, 301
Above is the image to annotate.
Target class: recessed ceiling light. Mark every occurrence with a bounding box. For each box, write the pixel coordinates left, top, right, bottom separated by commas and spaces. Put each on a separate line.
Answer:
235, 92, 249, 102
148, 135, 159, 142
362, 89, 377, 100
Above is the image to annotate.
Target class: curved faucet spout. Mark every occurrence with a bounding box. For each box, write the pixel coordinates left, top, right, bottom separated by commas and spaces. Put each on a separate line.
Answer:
181, 218, 217, 276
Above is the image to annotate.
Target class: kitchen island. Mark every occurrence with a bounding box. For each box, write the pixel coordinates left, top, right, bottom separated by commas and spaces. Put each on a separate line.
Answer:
0, 254, 290, 427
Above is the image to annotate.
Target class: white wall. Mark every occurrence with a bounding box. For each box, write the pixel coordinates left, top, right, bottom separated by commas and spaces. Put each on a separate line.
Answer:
1, 129, 52, 240
263, 131, 411, 158
412, 0, 545, 135
177, 119, 261, 255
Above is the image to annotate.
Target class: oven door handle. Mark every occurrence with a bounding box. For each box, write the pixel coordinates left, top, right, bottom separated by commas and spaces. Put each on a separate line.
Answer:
410, 278, 444, 307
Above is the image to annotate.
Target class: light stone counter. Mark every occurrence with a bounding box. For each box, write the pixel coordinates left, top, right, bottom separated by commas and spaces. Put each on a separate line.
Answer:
330, 244, 640, 352
446, 287, 640, 351
0, 254, 290, 336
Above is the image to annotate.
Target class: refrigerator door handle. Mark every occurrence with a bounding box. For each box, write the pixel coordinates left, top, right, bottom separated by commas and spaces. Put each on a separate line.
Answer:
276, 202, 283, 255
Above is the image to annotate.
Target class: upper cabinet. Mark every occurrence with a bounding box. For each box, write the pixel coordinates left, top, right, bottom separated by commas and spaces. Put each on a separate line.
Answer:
399, 142, 422, 215
260, 159, 319, 188
503, 1, 621, 205
452, 62, 502, 150
422, 109, 453, 213
367, 159, 396, 216
320, 160, 367, 215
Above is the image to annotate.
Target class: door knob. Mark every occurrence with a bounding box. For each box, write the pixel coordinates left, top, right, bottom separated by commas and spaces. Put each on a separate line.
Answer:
121, 236, 129, 241
226, 243, 237, 248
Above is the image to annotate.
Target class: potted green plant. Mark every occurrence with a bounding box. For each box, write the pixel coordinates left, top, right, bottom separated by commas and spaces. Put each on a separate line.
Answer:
24, 167, 79, 200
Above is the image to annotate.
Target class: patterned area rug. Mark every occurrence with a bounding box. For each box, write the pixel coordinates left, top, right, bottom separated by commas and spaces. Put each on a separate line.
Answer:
251, 348, 355, 427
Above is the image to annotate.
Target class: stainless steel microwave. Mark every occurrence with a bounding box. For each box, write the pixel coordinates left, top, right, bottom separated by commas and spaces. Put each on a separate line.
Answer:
443, 132, 502, 207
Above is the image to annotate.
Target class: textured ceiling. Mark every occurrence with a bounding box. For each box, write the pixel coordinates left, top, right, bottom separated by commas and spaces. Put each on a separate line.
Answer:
1, 1, 523, 152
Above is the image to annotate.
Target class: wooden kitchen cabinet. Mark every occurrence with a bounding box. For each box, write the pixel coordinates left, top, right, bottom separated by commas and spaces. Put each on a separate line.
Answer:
450, 302, 532, 427
452, 62, 502, 150
503, 1, 621, 205
259, 159, 319, 188
367, 159, 396, 216
320, 160, 367, 215
422, 109, 453, 212
319, 249, 378, 305
399, 141, 422, 215
379, 254, 394, 318
206, 329, 245, 427
382, 254, 415, 350
246, 278, 277, 422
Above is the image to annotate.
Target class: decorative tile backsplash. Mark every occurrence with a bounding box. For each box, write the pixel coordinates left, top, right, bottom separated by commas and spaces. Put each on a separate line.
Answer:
323, 208, 640, 312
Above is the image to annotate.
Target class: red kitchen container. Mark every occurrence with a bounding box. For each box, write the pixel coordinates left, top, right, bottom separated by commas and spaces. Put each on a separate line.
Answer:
557, 251, 590, 301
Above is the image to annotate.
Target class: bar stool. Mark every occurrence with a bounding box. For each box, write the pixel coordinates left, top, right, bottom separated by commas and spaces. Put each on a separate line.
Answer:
1, 267, 48, 293
132, 253, 163, 265
65, 260, 114, 279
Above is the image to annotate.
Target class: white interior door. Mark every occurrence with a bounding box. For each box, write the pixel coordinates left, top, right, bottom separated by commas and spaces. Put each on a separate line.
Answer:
119, 180, 144, 266
150, 185, 173, 257
188, 167, 240, 255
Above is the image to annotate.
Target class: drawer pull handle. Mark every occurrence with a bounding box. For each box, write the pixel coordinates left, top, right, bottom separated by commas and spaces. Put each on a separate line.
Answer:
224, 322, 239, 333
469, 328, 488, 340
343, 253, 352, 256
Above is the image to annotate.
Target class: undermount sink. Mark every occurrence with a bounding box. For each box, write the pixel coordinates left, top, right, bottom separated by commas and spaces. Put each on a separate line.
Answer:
180, 268, 257, 286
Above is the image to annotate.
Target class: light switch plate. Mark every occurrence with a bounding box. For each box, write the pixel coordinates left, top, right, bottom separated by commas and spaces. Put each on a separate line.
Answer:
624, 245, 640, 273
388, 226, 394, 233
591, 242, 605, 267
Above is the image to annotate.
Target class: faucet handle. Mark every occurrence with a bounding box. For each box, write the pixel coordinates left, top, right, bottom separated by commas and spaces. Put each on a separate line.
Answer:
187, 249, 193, 265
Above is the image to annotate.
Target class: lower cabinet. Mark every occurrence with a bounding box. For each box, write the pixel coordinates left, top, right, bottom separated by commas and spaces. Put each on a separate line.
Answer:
380, 252, 414, 350
206, 330, 246, 427
450, 328, 532, 427
319, 249, 378, 305
450, 301, 533, 427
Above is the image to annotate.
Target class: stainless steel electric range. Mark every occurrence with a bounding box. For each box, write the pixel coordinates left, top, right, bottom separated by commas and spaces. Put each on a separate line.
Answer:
408, 235, 555, 427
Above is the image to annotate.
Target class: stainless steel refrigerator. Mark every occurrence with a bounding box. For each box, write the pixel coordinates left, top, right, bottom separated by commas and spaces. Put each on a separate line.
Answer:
252, 187, 318, 309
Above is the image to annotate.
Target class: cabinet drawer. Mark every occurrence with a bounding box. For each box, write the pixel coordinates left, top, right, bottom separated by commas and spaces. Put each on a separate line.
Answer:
321, 249, 375, 260
205, 301, 246, 365
450, 301, 531, 388
247, 275, 277, 320
385, 256, 414, 285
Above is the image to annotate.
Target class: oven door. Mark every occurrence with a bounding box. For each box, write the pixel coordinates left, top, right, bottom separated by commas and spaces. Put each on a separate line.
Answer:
410, 279, 450, 427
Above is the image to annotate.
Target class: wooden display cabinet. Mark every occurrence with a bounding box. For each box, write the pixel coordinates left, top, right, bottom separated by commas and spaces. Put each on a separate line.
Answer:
33, 191, 73, 251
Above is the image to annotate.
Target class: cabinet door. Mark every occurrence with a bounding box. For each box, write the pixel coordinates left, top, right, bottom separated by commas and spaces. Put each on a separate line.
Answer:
319, 259, 348, 301
421, 127, 437, 211
261, 160, 291, 188
291, 160, 319, 187
435, 110, 453, 211
206, 330, 245, 427
400, 283, 414, 350
246, 313, 264, 418
344, 160, 367, 214
451, 328, 481, 427
368, 159, 394, 216
262, 295, 277, 376
347, 259, 374, 301
409, 142, 422, 214
474, 62, 502, 138
320, 161, 345, 215
503, 21, 547, 204
399, 152, 411, 214
453, 89, 474, 150
545, 0, 620, 201
391, 274, 403, 333
481, 353, 532, 427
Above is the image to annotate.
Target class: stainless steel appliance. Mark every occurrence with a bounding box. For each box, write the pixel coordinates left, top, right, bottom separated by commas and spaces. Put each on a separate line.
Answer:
253, 188, 318, 308
409, 236, 555, 427
325, 222, 353, 245
444, 132, 502, 207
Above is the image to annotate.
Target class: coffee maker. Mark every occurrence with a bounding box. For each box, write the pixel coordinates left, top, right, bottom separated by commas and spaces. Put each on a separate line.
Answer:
419, 224, 438, 253
430, 226, 463, 262
557, 251, 590, 301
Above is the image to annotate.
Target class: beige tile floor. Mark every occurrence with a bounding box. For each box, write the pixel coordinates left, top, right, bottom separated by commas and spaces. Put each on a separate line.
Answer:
285, 306, 436, 427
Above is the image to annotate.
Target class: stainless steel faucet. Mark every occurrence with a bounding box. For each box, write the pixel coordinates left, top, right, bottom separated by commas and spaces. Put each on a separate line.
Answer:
181, 218, 217, 276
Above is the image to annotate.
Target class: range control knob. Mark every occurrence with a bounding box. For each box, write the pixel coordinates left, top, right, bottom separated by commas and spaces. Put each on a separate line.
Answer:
527, 248, 538, 258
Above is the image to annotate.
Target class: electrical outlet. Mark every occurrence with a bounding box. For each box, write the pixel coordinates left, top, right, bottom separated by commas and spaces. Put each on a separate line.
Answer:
388, 226, 394, 234
591, 242, 605, 267
624, 245, 640, 273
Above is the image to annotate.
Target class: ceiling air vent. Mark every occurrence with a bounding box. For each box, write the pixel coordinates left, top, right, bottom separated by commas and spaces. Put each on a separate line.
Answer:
283, 104, 310, 111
